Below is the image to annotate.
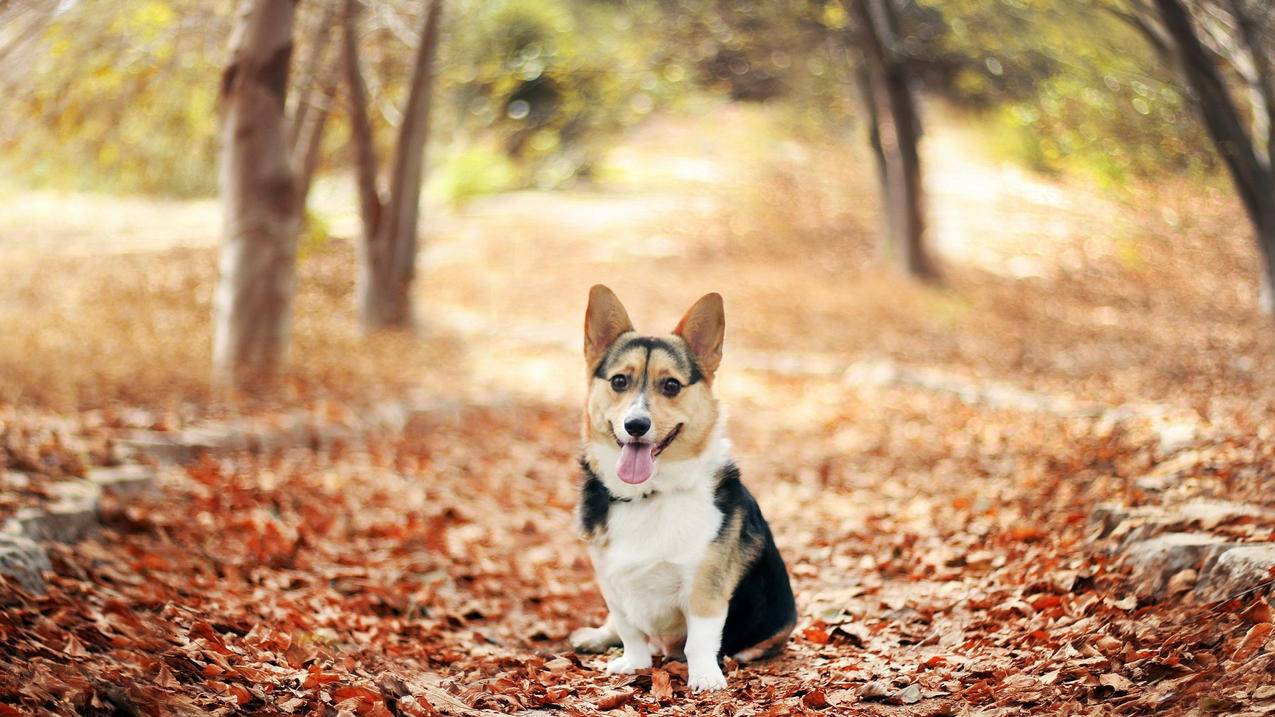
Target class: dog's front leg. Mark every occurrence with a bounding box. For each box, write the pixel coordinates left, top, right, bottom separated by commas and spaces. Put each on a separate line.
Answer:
684, 612, 728, 692
603, 609, 652, 674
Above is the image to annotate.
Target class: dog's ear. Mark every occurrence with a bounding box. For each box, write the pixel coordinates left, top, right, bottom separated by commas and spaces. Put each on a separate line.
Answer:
673, 292, 724, 382
585, 285, 634, 371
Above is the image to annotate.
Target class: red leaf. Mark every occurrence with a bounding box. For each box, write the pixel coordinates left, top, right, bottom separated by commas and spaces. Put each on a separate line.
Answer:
1234, 622, 1272, 662
803, 624, 831, 645
802, 689, 829, 709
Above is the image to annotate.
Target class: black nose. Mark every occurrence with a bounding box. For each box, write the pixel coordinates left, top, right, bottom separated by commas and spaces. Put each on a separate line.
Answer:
624, 416, 651, 437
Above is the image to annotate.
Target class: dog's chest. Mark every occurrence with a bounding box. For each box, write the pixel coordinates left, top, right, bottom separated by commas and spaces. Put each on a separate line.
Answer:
592, 489, 723, 634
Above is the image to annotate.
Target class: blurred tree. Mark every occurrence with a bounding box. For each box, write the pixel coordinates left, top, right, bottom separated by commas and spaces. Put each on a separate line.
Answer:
343, 0, 445, 330
212, 0, 301, 389
850, 0, 937, 281
1120, 0, 1275, 312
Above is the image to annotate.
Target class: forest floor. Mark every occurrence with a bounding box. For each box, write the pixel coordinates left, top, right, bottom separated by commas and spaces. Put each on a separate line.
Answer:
2, 103, 1275, 716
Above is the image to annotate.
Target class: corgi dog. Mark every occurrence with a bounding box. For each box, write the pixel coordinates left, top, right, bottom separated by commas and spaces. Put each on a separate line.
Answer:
569, 285, 797, 693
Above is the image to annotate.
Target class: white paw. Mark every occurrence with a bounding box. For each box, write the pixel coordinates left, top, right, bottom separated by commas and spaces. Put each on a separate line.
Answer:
605, 652, 652, 675
570, 625, 620, 654
688, 665, 728, 692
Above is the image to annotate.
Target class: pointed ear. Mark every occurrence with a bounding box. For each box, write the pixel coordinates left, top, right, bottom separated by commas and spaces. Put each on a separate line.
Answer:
673, 292, 724, 381
584, 284, 634, 371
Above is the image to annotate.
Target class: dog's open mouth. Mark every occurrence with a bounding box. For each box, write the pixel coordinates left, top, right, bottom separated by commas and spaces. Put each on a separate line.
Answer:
615, 423, 683, 485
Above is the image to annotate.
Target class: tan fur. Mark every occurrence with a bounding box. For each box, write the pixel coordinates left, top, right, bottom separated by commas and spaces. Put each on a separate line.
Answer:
733, 620, 796, 662
584, 335, 719, 460
673, 293, 724, 382
689, 509, 760, 617
584, 285, 634, 374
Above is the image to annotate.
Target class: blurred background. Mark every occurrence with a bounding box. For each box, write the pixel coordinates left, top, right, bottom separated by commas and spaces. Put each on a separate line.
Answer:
4, 2, 1275, 712
1, 0, 1273, 414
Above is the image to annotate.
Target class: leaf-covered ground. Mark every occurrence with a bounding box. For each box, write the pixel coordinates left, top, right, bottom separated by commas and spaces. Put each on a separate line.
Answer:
2, 105, 1275, 715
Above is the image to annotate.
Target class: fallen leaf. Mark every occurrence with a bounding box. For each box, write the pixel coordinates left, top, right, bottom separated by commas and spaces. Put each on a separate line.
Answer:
1233, 622, 1272, 662
1098, 673, 1135, 694
802, 689, 829, 709
650, 669, 673, 701
596, 689, 635, 710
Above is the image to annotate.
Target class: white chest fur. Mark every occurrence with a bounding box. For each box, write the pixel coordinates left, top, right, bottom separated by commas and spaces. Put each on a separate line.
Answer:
590, 484, 723, 639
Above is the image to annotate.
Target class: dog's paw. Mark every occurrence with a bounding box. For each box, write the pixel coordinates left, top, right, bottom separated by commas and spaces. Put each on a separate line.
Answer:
570, 625, 621, 654
687, 665, 728, 693
605, 652, 652, 675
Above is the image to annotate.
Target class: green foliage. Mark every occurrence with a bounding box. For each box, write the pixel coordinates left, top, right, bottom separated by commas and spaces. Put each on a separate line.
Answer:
919, 0, 1215, 181
298, 210, 333, 260
436, 0, 679, 188
1, 1, 228, 197
431, 144, 517, 206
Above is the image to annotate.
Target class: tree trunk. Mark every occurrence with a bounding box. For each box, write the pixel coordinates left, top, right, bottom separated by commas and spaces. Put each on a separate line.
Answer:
851, 0, 937, 281
854, 56, 895, 259
342, 0, 384, 246
293, 66, 336, 209
357, 0, 444, 330
212, 0, 300, 390
1152, 0, 1275, 314
288, 0, 336, 153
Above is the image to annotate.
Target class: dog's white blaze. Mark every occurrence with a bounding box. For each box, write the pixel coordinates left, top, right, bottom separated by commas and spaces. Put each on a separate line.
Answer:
617, 392, 650, 439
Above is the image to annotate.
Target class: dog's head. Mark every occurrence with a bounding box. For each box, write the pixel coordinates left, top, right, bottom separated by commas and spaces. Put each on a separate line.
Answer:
582, 285, 725, 490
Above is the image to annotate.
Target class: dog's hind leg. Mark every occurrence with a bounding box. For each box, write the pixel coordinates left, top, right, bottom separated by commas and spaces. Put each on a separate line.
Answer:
569, 615, 622, 653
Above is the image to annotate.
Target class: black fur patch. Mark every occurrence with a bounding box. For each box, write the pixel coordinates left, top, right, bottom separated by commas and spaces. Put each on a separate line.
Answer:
714, 463, 798, 658
578, 459, 612, 535
592, 335, 703, 385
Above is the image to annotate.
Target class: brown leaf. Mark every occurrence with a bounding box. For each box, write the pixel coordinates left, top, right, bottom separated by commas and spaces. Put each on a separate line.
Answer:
802, 689, 829, 709
1232, 622, 1272, 662
596, 689, 635, 710
650, 669, 673, 701
1098, 673, 1134, 694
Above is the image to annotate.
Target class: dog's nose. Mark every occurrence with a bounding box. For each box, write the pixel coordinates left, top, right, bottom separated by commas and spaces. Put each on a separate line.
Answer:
624, 416, 651, 437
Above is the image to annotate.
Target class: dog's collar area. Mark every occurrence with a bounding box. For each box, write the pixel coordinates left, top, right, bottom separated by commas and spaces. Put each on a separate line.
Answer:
609, 488, 659, 503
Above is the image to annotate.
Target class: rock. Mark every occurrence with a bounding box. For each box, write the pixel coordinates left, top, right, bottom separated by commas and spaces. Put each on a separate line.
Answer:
1176, 501, 1268, 530
1093, 501, 1271, 545
0, 533, 51, 593
1195, 544, 1275, 603
14, 479, 102, 542
1091, 503, 1159, 539
121, 431, 196, 464
86, 464, 156, 499
1124, 533, 1229, 598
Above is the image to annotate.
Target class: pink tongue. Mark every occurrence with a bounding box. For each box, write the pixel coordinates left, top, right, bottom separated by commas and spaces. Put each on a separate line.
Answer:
617, 442, 655, 484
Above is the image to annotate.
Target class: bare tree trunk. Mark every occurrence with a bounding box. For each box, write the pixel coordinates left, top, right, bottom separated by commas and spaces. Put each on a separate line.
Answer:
288, 1, 336, 152
854, 58, 895, 259
294, 65, 336, 209
212, 0, 300, 390
355, 0, 444, 330
1152, 0, 1275, 314
851, 0, 937, 282
342, 0, 384, 246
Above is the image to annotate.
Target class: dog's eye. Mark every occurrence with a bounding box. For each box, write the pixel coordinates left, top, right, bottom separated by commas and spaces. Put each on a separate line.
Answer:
610, 375, 629, 392
661, 378, 682, 397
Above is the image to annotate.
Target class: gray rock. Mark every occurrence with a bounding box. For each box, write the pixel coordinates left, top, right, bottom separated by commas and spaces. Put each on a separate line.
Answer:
1124, 533, 1229, 597
121, 431, 196, 464
1094, 500, 1270, 545
1195, 544, 1275, 603
15, 479, 102, 542
86, 464, 156, 499
0, 533, 51, 593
